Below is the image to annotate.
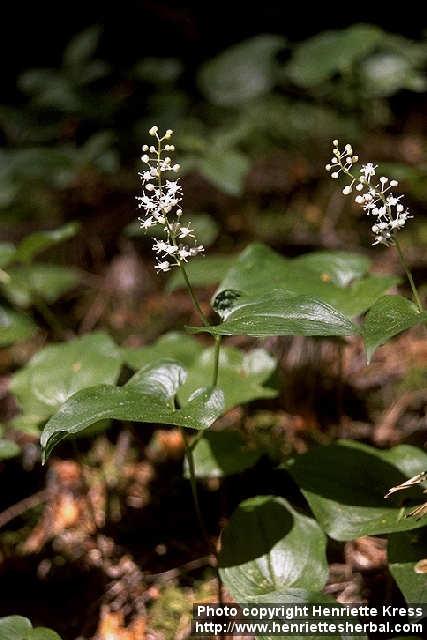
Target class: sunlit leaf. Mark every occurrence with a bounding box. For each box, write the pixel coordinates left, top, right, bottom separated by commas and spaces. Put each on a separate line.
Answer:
2, 264, 80, 308
0, 439, 21, 460
219, 496, 328, 601
11, 333, 122, 428
0, 305, 37, 346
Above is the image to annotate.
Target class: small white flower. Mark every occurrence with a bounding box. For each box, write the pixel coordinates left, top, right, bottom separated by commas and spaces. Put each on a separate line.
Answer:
342, 185, 352, 195
141, 154, 150, 163
179, 226, 195, 239
155, 261, 171, 272
149, 126, 159, 136
172, 164, 180, 172
331, 172, 339, 179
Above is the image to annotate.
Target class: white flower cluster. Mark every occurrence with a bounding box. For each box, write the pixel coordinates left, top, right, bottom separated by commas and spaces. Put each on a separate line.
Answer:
136, 126, 203, 272
326, 139, 412, 246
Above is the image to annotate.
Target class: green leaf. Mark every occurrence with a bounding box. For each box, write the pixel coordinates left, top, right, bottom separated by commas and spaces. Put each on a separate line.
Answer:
293, 251, 370, 287
0, 439, 21, 460
63, 25, 101, 67
122, 332, 204, 371
124, 336, 277, 410
127, 360, 187, 409
0, 617, 62, 640
189, 290, 357, 337
0, 617, 32, 640
27, 629, 62, 640
41, 362, 224, 461
285, 441, 427, 541
166, 255, 234, 292
198, 35, 286, 106
11, 333, 122, 428
287, 24, 382, 87
0, 305, 37, 346
0, 243, 15, 268
198, 149, 250, 196
363, 295, 427, 362
179, 345, 277, 410
2, 264, 79, 307
218, 496, 328, 601
14, 222, 80, 264
389, 531, 427, 603
187, 430, 262, 478
214, 244, 396, 318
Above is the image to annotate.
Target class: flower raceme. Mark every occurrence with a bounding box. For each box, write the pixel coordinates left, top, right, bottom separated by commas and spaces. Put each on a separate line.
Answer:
325, 140, 412, 246
136, 126, 204, 273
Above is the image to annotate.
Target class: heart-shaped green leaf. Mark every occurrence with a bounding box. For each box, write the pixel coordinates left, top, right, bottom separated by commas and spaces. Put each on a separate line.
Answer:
2, 264, 79, 307
363, 295, 427, 362
0, 305, 37, 346
219, 495, 328, 601
285, 441, 427, 540
41, 361, 225, 461
14, 223, 79, 264
190, 290, 357, 337
389, 531, 427, 603
179, 345, 277, 409
186, 431, 263, 478
214, 244, 396, 318
124, 334, 277, 410
11, 333, 122, 429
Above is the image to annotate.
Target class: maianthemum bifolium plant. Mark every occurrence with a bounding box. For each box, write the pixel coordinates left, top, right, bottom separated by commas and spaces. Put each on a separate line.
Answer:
4, 127, 427, 632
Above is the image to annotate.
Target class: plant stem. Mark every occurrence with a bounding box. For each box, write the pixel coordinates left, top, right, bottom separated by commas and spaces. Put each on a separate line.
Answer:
180, 427, 212, 551
394, 238, 423, 312
212, 335, 221, 387
179, 263, 210, 327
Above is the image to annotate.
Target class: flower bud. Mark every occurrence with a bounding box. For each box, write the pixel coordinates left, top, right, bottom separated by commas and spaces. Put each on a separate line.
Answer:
149, 126, 158, 136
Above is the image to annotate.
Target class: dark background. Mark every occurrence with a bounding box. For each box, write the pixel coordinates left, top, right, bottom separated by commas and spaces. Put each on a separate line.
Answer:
4, 1, 427, 96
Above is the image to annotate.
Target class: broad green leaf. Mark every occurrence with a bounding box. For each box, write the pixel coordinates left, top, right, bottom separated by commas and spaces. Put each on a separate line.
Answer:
0, 305, 37, 346
198, 149, 250, 196
63, 25, 101, 67
285, 441, 427, 541
361, 52, 427, 97
41, 363, 224, 461
122, 332, 204, 371
27, 630, 62, 640
0, 617, 32, 640
0, 243, 15, 268
187, 430, 262, 478
124, 336, 276, 410
127, 360, 187, 409
11, 333, 122, 428
287, 24, 382, 87
179, 346, 277, 409
293, 251, 370, 287
189, 290, 357, 337
198, 35, 286, 106
0, 439, 21, 460
218, 496, 328, 601
0, 617, 62, 640
389, 531, 427, 603
14, 222, 79, 264
2, 264, 79, 307
214, 244, 396, 318
363, 295, 427, 363
166, 255, 234, 292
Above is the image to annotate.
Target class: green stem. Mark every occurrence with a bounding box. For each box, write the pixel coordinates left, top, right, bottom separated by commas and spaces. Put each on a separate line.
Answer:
179, 263, 210, 327
394, 238, 423, 312
212, 335, 221, 387
180, 427, 212, 550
